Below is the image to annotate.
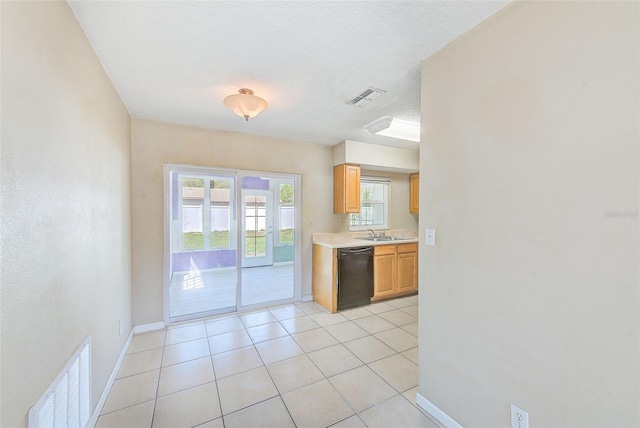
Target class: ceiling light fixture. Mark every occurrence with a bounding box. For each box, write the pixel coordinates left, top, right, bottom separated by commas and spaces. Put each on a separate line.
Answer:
223, 88, 268, 121
364, 116, 420, 142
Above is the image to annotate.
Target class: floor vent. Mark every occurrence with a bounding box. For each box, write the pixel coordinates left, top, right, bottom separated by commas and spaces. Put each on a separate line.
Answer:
28, 336, 92, 428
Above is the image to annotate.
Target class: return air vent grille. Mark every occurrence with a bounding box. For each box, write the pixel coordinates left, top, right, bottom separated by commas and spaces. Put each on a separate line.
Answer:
347, 87, 386, 107
28, 336, 92, 428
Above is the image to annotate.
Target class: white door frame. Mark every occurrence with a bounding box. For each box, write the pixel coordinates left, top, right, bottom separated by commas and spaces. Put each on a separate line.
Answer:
164, 164, 302, 324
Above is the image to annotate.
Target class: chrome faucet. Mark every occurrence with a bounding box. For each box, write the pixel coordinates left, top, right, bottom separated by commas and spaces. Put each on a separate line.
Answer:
368, 229, 377, 238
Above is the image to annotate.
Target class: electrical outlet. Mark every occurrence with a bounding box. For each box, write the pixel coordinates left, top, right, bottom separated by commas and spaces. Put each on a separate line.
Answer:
308, 219, 313, 228
119, 317, 124, 336
511, 404, 529, 428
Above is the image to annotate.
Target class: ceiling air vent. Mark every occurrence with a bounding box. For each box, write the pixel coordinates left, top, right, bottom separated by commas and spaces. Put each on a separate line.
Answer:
347, 87, 386, 107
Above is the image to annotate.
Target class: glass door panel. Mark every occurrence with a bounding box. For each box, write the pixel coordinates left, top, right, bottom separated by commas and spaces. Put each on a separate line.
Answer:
240, 179, 295, 307
169, 173, 237, 320
242, 190, 273, 268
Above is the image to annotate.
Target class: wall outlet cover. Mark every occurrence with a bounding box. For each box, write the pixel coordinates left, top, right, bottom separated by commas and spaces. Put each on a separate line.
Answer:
511, 404, 529, 428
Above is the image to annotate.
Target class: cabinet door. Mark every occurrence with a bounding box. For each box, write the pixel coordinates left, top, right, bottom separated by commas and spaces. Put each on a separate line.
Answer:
409, 173, 419, 214
397, 252, 417, 293
345, 164, 361, 213
333, 164, 361, 214
374, 254, 396, 298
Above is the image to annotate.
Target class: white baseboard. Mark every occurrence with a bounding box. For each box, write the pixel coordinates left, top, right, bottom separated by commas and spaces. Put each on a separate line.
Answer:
88, 329, 134, 427
416, 392, 463, 428
134, 321, 166, 334
300, 294, 313, 302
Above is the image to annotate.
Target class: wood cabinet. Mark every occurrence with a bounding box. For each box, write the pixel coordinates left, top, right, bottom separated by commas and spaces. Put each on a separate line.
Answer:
312, 244, 338, 313
312, 241, 418, 313
373, 245, 397, 299
397, 244, 418, 293
409, 173, 419, 214
333, 164, 360, 214
373, 243, 418, 301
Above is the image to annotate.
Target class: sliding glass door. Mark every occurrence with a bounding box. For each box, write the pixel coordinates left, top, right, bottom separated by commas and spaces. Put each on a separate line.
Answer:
166, 166, 299, 322
169, 173, 237, 319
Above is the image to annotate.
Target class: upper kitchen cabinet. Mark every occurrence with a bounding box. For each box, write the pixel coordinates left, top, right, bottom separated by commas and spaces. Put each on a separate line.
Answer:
409, 173, 419, 214
332, 140, 418, 214
333, 164, 360, 213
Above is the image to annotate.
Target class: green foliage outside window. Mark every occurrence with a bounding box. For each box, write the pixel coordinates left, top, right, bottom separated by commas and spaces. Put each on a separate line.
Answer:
280, 184, 293, 204
182, 178, 231, 188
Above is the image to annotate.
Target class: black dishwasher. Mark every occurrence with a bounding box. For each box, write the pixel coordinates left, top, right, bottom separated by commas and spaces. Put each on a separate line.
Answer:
337, 247, 374, 310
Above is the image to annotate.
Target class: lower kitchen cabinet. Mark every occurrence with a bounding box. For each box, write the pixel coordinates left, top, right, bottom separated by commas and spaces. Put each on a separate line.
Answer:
373, 243, 418, 301
373, 244, 397, 299
397, 248, 418, 293
312, 241, 418, 313
312, 244, 338, 313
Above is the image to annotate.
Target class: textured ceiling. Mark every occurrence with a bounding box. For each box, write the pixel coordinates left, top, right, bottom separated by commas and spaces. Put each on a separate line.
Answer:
68, 1, 510, 149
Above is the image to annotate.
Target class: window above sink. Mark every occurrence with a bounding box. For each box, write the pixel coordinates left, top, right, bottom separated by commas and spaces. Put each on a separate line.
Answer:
349, 176, 390, 231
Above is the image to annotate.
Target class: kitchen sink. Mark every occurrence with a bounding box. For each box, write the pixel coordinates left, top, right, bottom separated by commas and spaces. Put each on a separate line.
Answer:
357, 236, 411, 242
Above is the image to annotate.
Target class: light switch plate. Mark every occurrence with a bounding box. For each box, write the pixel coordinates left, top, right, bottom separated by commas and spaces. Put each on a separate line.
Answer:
425, 229, 436, 246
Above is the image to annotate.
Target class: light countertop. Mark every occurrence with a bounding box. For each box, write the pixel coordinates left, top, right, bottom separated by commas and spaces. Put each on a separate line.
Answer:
312, 229, 419, 249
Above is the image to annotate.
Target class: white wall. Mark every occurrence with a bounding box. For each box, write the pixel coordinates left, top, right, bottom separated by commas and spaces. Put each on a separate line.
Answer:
419, 1, 639, 426
1, 2, 132, 426
131, 119, 335, 325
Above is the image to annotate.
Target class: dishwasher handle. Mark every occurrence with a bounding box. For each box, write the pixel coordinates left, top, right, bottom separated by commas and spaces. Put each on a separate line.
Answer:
338, 247, 373, 258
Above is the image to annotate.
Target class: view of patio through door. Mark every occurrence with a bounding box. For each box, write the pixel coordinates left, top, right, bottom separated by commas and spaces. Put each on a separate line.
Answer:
166, 166, 299, 322
242, 190, 273, 268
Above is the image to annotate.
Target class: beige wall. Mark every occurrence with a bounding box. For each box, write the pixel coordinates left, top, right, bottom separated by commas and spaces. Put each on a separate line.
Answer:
1, 1, 132, 426
419, 1, 639, 426
131, 119, 336, 325
332, 140, 419, 172
131, 120, 419, 324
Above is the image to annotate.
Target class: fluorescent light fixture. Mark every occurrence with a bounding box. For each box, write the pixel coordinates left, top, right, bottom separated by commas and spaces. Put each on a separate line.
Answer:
364, 116, 420, 142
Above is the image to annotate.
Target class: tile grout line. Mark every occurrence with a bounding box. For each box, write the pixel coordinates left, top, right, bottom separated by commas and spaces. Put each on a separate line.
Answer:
341, 305, 428, 424
272, 309, 420, 426
269, 315, 363, 427
208, 341, 225, 428
325, 339, 415, 424
150, 306, 417, 374
218, 310, 372, 424
149, 328, 167, 428
244, 320, 298, 428
103, 298, 423, 427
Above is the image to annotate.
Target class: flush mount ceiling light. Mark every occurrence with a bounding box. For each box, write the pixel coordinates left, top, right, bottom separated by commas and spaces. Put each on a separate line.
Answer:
223, 88, 268, 121
364, 116, 420, 142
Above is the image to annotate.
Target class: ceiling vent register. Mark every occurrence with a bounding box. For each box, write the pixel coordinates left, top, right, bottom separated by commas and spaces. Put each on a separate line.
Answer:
347, 87, 386, 107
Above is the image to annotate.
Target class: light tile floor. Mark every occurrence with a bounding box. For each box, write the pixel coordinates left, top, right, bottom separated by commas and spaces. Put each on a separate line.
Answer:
97, 295, 443, 428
